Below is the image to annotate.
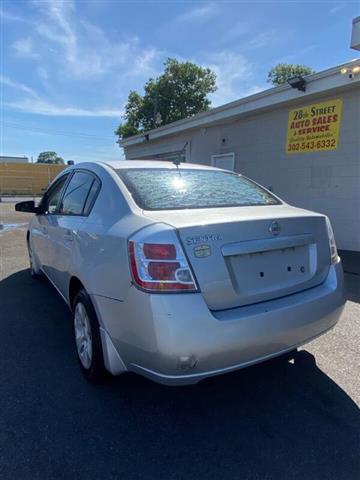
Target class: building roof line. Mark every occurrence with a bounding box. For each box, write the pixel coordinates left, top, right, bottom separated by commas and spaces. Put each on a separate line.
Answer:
121, 59, 360, 147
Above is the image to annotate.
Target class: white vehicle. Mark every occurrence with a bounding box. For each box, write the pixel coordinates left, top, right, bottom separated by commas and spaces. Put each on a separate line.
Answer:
16, 161, 345, 385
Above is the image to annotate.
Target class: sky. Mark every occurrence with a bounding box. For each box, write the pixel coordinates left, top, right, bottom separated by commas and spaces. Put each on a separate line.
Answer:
0, 0, 359, 164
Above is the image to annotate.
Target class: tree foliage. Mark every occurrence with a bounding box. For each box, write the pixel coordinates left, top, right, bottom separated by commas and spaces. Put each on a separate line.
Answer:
36, 151, 64, 165
116, 58, 217, 140
267, 63, 315, 86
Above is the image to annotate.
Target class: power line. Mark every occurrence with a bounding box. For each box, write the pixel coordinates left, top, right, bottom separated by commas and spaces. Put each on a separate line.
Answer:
1, 121, 116, 141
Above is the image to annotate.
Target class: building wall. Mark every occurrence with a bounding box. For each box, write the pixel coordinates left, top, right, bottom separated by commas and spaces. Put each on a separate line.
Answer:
124, 88, 360, 252
0, 156, 29, 163
0, 163, 65, 196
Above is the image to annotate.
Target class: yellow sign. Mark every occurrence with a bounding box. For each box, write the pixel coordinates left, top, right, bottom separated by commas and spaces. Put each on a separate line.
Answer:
286, 98, 342, 154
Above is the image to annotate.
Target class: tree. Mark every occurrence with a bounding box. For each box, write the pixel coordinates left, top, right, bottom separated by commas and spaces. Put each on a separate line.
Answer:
267, 63, 315, 86
116, 58, 217, 140
36, 151, 64, 165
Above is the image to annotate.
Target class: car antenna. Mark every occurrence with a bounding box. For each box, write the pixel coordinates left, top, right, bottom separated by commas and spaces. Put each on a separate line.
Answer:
172, 141, 188, 170
173, 157, 181, 169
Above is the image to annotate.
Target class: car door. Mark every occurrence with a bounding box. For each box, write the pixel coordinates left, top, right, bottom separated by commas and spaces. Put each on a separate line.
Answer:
31, 174, 70, 276
47, 170, 101, 298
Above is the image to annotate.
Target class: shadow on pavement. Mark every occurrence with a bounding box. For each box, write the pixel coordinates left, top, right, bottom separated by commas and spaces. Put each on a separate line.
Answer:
345, 273, 360, 304
0, 269, 359, 480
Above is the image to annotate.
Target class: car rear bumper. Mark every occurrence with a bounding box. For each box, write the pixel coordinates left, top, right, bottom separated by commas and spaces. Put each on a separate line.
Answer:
92, 261, 345, 385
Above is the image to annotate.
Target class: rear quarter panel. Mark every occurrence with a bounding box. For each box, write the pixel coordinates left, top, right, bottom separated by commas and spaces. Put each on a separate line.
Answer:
67, 164, 154, 302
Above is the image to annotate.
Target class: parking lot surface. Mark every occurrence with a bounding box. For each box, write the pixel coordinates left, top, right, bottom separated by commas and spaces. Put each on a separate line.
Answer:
0, 203, 359, 480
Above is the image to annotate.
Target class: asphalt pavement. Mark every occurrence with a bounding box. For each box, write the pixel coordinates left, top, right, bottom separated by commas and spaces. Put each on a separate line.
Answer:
0, 221, 359, 480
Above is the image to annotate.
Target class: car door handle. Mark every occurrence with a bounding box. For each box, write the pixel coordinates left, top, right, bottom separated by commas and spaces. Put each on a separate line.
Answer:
41, 226, 48, 235
63, 231, 74, 242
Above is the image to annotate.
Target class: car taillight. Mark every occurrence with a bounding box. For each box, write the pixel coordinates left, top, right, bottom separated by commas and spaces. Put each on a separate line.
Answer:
128, 239, 198, 292
143, 243, 176, 260
325, 217, 339, 265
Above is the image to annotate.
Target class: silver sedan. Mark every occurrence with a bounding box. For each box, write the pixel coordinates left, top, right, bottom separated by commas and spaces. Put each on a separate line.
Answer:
16, 161, 345, 385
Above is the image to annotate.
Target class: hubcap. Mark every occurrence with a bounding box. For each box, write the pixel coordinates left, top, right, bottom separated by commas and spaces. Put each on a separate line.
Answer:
74, 302, 93, 369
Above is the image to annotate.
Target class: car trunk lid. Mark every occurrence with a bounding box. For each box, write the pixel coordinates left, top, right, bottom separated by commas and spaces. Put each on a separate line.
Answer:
143, 206, 330, 310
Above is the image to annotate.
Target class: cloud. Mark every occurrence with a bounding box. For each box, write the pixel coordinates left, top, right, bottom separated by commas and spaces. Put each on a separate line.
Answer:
329, 4, 345, 14
4, 0, 265, 118
203, 51, 264, 106
221, 23, 252, 43
220, 22, 276, 52
1, 75, 122, 117
247, 30, 276, 49
125, 47, 163, 79
2, 1, 163, 119
274, 43, 317, 65
0, 9, 25, 22
6, 0, 163, 86
33, 0, 91, 76
176, 3, 218, 23
30, 0, 160, 79
4, 98, 123, 117
37, 66, 49, 82
0, 75, 39, 98
12, 37, 39, 59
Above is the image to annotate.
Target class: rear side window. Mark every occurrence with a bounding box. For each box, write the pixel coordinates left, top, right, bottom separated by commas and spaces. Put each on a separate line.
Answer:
59, 171, 98, 215
83, 178, 100, 215
116, 168, 279, 211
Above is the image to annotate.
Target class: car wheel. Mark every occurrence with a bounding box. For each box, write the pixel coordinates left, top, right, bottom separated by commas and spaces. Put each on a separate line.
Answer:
73, 289, 107, 382
27, 240, 43, 279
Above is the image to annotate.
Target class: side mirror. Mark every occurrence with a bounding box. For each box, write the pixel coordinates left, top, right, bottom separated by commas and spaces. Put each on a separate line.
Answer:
15, 201, 40, 214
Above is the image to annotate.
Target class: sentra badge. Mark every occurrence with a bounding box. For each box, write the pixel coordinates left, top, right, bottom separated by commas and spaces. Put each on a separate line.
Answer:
186, 233, 223, 246
194, 244, 212, 258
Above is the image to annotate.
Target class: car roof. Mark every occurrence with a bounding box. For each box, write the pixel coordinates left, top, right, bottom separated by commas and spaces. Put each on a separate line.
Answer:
102, 160, 225, 171
60, 160, 237, 181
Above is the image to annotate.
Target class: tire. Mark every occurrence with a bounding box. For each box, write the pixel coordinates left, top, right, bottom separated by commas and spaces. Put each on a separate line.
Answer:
27, 239, 43, 279
73, 289, 107, 382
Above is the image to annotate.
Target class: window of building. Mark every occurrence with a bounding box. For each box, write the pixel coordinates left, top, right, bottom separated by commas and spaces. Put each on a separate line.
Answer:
211, 153, 235, 171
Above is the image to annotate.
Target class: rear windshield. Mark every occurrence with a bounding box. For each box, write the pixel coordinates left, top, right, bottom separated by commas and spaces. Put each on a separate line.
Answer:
116, 168, 280, 211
